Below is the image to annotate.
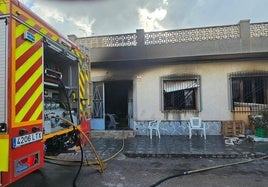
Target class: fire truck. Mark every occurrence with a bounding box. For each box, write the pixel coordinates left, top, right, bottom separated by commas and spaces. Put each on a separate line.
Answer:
0, 0, 91, 186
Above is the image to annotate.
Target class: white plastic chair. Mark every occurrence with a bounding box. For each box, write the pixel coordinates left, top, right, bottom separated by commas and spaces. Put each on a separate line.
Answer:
188, 117, 206, 139
148, 119, 161, 139
106, 114, 119, 130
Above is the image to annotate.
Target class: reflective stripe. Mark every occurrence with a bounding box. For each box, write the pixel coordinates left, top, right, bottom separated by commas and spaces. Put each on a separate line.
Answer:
0, 0, 8, 14
14, 20, 43, 124
0, 135, 9, 171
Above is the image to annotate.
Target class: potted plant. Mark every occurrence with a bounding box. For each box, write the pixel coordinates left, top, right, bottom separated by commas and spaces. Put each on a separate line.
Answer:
249, 110, 268, 138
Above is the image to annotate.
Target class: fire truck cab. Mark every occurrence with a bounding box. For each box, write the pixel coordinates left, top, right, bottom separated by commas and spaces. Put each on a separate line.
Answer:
0, 1, 91, 186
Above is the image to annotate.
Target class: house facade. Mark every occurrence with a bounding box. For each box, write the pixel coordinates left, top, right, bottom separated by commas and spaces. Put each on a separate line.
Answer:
69, 20, 268, 135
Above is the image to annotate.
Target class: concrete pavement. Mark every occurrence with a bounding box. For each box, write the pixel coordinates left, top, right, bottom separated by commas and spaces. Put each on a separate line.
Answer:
55, 134, 268, 162
10, 134, 268, 187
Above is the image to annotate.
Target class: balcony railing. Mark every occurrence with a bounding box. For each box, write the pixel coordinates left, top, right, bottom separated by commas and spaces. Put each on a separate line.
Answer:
75, 21, 268, 49
144, 25, 239, 45
250, 23, 268, 37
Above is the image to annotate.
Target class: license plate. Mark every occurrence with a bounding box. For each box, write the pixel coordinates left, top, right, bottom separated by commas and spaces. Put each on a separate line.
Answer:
12, 132, 43, 148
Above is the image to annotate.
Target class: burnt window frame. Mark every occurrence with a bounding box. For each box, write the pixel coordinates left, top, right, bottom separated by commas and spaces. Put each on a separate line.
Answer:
229, 71, 268, 112
161, 74, 201, 112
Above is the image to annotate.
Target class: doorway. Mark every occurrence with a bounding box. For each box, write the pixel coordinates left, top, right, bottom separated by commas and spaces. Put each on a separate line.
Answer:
105, 81, 133, 130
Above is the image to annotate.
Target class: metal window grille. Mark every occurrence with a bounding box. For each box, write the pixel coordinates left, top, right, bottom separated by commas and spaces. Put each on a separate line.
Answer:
92, 82, 104, 118
161, 74, 201, 112
229, 71, 268, 113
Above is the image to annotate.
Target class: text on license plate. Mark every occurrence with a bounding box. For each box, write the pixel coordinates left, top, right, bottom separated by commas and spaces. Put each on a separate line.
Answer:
12, 132, 43, 148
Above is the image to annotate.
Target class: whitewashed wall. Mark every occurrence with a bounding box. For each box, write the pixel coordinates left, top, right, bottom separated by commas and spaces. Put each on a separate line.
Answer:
91, 60, 268, 134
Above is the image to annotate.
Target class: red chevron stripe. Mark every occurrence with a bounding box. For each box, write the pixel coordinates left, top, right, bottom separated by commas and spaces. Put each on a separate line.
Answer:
18, 14, 48, 37
16, 57, 42, 91
22, 94, 42, 121
18, 14, 28, 23
38, 111, 43, 120
16, 75, 42, 113
16, 32, 25, 47
15, 29, 39, 47
34, 24, 42, 31
47, 32, 53, 39
16, 41, 42, 69
16, 18, 54, 41
33, 24, 52, 38
16, 21, 20, 27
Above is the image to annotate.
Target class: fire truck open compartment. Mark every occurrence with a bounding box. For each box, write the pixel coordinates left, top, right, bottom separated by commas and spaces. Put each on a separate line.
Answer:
43, 39, 80, 137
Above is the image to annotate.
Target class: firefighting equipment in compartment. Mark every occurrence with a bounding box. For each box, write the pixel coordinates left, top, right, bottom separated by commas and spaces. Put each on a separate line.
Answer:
70, 90, 77, 103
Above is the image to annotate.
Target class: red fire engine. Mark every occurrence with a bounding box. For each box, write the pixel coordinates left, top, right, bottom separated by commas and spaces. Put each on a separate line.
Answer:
0, 0, 91, 186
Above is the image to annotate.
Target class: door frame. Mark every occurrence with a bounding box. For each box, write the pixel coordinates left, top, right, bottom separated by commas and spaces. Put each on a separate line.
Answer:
91, 82, 105, 130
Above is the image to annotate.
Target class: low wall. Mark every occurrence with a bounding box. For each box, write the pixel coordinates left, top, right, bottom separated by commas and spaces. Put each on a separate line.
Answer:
134, 120, 222, 136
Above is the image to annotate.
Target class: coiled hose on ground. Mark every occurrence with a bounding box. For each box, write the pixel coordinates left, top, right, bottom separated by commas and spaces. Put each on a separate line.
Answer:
45, 116, 125, 171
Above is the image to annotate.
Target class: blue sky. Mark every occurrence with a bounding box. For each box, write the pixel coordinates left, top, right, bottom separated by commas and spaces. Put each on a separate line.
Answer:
19, 0, 268, 37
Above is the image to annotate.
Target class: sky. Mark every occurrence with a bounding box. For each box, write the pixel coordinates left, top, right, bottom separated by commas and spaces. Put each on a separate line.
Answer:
19, 0, 268, 38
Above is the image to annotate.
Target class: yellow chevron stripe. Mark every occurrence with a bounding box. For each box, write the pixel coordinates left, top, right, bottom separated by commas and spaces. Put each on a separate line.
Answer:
0, 0, 8, 14
15, 84, 42, 122
80, 71, 85, 82
15, 66, 42, 105
30, 101, 43, 121
25, 19, 35, 27
79, 66, 84, 114
16, 20, 48, 38
85, 72, 89, 82
51, 36, 58, 42
15, 47, 42, 81
16, 41, 32, 59
15, 23, 27, 38
12, 4, 63, 47
40, 28, 49, 35
15, 36, 42, 60
80, 80, 85, 94
16, 16, 59, 43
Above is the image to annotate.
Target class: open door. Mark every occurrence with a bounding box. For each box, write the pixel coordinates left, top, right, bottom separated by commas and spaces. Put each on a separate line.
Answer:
104, 81, 133, 130
91, 82, 105, 129
91, 81, 133, 130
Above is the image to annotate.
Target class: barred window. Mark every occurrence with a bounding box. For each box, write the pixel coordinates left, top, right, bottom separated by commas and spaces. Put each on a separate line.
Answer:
229, 71, 268, 112
161, 75, 201, 111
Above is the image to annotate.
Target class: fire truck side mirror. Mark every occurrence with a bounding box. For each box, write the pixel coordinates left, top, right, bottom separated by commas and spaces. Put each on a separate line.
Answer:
0, 123, 7, 133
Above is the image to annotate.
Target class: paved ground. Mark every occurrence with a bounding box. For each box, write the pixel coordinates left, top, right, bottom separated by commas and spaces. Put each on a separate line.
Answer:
124, 135, 268, 158
49, 135, 268, 162
11, 154, 268, 187
10, 135, 268, 187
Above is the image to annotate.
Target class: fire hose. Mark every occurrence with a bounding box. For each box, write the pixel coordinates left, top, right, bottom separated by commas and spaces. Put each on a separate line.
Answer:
45, 115, 125, 167
149, 155, 268, 187
46, 116, 106, 172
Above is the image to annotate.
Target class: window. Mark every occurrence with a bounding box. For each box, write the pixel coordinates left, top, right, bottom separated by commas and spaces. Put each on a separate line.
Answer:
161, 75, 201, 111
229, 72, 268, 112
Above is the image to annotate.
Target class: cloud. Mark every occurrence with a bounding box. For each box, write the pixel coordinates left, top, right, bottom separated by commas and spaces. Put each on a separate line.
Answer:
163, 0, 168, 6
19, 0, 96, 37
138, 7, 167, 32
69, 17, 96, 36
18, 0, 268, 37
30, 3, 64, 23
19, 0, 32, 6
137, 0, 169, 32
